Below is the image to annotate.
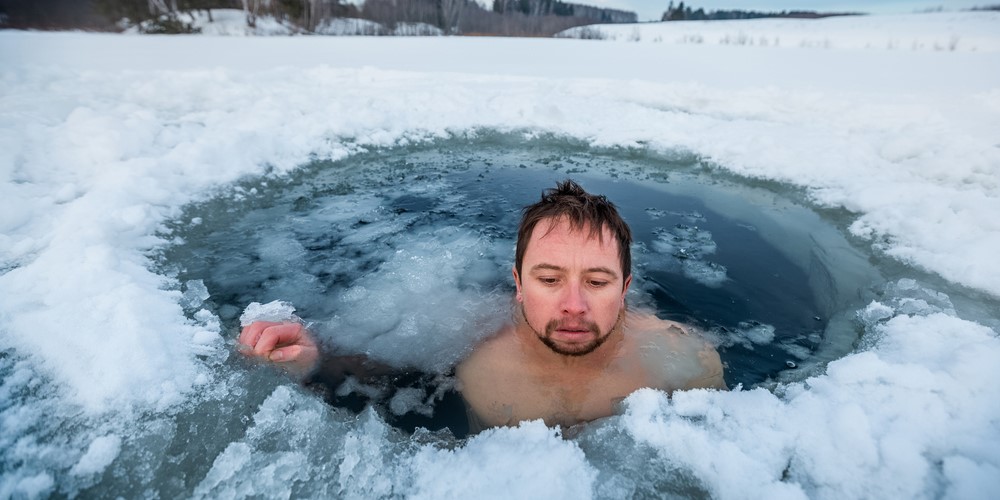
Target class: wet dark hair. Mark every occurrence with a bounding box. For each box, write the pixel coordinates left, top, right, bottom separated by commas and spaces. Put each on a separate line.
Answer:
515, 179, 632, 286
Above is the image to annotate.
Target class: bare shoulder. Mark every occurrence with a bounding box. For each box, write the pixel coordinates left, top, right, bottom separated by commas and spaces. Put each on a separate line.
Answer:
454, 324, 524, 429
626, 311, 727, 392
456, 324, 517, 384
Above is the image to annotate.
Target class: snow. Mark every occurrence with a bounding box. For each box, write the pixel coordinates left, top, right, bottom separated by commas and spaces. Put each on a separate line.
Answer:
122, 9, 445, 36
560, 11, 1000, 52
68, 435, 122, 477
126, 9, 299, 36
239, 300, 298, 327
1, 10, 999, 498
314, 17, 385, 36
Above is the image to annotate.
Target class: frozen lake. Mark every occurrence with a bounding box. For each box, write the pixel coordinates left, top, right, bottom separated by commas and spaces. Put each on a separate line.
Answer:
2, 12, 1000, 498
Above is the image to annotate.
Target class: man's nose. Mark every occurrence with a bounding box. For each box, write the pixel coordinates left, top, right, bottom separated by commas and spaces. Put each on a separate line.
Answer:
561, 282, 588, 315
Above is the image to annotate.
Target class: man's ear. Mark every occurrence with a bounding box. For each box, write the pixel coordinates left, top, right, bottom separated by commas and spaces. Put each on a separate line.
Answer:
622, 274, 632, 304
512, 266, 523, 302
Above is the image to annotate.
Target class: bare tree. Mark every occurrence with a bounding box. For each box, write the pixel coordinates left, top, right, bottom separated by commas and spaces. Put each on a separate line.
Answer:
147, 0, 176, 15
438, 0, 464, 33
241, 0, 270, 27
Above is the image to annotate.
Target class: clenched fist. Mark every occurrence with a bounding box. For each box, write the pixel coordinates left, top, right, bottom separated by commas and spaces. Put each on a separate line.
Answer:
237, 321, 320, 378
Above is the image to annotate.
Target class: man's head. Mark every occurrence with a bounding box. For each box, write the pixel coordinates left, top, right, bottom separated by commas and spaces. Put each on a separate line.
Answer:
515, 180, 632, 283
513, 180, 633, 357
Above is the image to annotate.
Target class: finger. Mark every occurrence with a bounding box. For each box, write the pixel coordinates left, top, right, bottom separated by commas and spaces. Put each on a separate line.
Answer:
253, 322, 308, 356
269, 344, 320, 378
269, 344, 303, 362
238, 321, 281, 349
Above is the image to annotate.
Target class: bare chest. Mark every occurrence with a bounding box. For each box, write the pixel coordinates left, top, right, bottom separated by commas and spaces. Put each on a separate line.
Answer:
459, 362, 650, 429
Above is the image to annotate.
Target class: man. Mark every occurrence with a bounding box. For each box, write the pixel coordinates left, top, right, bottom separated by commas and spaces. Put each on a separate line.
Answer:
239, 180, 725, 431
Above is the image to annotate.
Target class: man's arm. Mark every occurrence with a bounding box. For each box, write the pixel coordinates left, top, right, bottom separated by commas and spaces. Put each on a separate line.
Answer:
238, 321, 391, 383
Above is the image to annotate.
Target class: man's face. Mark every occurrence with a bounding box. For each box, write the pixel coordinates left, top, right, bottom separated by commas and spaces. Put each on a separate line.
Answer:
514, 217, 631, 356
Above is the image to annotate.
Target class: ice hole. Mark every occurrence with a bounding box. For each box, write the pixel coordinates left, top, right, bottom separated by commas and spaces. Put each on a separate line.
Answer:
158, 134, 884, 436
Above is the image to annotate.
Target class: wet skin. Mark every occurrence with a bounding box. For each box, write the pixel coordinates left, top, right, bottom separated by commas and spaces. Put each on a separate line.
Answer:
456, 218, 725, 429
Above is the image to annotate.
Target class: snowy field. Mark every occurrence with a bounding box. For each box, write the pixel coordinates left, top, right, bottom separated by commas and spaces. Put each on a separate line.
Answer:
2, 11, 1000, 499
560, 11, 1000, 52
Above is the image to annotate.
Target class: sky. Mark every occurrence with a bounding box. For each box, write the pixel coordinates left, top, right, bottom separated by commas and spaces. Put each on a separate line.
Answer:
589, 1, 992, 22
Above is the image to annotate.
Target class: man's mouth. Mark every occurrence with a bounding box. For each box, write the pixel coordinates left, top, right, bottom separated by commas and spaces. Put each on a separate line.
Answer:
537, 317, 609, 356
548, 321, 599, 339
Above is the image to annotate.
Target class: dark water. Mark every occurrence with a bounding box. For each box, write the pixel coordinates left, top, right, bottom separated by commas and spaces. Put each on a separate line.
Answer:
160, 133, 881, 436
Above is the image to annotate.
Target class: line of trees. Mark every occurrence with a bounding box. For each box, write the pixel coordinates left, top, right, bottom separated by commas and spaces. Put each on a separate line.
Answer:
0, 0, 637, 36
661, 1, 863, 22
492, 0, 634, 24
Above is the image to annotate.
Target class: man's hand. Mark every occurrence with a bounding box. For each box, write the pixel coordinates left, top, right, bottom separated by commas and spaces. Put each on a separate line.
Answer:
237, 321, 320, 378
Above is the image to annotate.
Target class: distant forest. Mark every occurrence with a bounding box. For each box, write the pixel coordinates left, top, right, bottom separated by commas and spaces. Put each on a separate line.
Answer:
660, 1, 863, 21
0, 0, 636, 36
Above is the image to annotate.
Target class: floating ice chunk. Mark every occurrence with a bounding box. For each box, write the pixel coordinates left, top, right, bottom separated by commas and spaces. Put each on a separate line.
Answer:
740, 322, 775, 344
338, 409, 397, 498
726, 321, 777, 349
194, 442, 308, 499
779, 343, 812, 360
256, 235, 306, 263
389, 387, 433, 417
883, 279, 956, 316
711, 321, 777, 350
69, 435, 122, 476
645, 207, 668, 220
650, 224, 728, 286
859, 300, 895, 326
181, 279, 210, 310
681, 260, 728, 288
859, 280, 957, 332
12, 473, 54, 498
193, 309, 220, 333
652, 224, 718, 257
645, 208, 707, 223
318, 228, 507, 372
335, 376, 388, 400
239, 300, 298, 327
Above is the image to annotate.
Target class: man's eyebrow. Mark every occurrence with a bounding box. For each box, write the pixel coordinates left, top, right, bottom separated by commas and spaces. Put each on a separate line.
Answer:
585, 267, 619, 278
530, 263, 618, 278
530, 263, 565, 273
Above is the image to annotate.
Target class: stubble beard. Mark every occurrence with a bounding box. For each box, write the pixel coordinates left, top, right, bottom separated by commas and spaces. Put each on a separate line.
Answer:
521, 305, 621, 357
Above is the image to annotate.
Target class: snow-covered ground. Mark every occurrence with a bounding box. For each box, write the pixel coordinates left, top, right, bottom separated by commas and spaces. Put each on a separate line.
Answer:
2, 11, 1000, 498
560, 11, 1000, 52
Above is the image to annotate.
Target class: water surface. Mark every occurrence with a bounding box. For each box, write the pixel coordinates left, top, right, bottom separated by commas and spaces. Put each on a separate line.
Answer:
161, 133, 883, 434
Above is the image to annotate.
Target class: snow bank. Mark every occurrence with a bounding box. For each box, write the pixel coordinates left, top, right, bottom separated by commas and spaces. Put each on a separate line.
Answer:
1, 11, 999, 498
314, 17, 386, 36
123, 9, 299, 36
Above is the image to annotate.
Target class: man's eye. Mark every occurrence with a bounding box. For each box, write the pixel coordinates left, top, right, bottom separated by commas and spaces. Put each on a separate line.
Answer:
589, 280, 609, 287
539, 277, 558, 285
